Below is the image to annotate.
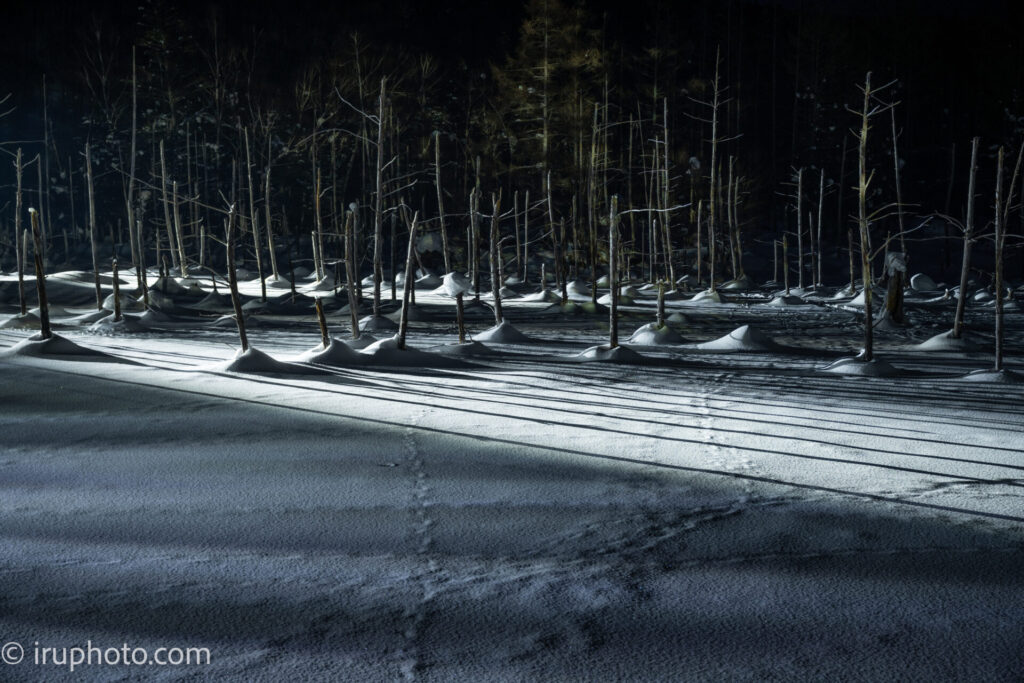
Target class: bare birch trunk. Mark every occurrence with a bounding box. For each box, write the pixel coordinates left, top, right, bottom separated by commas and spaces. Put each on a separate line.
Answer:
952, 137, 979, 340
396, 211, 419, 350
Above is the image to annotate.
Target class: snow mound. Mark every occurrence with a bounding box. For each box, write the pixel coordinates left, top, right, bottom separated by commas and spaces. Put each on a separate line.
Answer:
461, 299, 496, 317
214, 347, 322, 374
520, 288, 562, 303
359, 314, 399, 332
973, 289, 994, 302
822, 356, 899, 377
1, 312, 41, 329
567, 280, 592, 296
720, 275, 755, 291
211, 314, 264, 328
386, 304, 433, 323
264, 275, 295, 289
767, 295, 807, 307
596, 275, 611, 287
343, 334, 378, 350
575, 344, 644, 363
358, 335, 467, 367
301, 277, 337, 293
2, 332, 108, 358
847, 287, 886, 307
189, 292, 235, 311
66, 309, 113, 325
475, 321, 532, 343
619, 285, 641, 298
958, 369, 1023, 383
137, 309, 175, 325
103, 292, 145, 312
481, 286, 520, 300
430, 340, 499, 357
150, 276, 203, 296
597, 292, 634, 306
666, 311, 689, 324
627, 322, 685, 345
414, 273, 443, 289
686, 289, 724, 305
696, 325, 779, 352
434, 272, 473, 297
89, 314, 148, 335
915, 330, 980, 352
293, 338, 365, 366
910, 273, 938, 292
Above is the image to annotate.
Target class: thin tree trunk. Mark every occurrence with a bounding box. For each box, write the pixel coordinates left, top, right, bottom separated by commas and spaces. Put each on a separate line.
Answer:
434, 131, 450, 272
85, 143, 101, 309
110, 257, 123, 321
396, 211, 419, 349
609, 194, 619, 347
159, 141, 180, 275
315, 297, 329, 348
522, 189, 530, 283
344, 209, 359, 339
857, 73, 875, 361
890, 105, 906, 258
15, 149, 26, 315
796, 167, 804, 290
226, 206, 248, 352
373, 77, 387, 317
952, 137, 979, 340
816, 168, 825, 286
265, 132, 279, 280
29, 209, 51, 339
172, 181, 188, 280
244, 128, 266, 300
489, 191, 504, 325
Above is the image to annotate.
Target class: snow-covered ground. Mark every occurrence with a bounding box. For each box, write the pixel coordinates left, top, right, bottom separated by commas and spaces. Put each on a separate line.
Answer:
2, 271, 1023, 681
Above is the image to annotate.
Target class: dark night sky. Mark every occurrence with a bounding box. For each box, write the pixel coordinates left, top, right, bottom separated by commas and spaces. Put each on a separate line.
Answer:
3, 0, 1024, 224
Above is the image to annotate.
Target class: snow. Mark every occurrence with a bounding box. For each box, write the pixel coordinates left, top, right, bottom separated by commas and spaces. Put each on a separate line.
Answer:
685, 289, 725, 305
910, 273, 939, 291
766, 294, 808, 306
574, 343, 645, 363
695, 325, 780, 352
627, 321, 686, 345
915, 329, 980, 352
822, 355, 900, 377
212, 346, 325, 374
292, 338, 365, 366
474, 320, 532, 343
2, 266, 1024, 680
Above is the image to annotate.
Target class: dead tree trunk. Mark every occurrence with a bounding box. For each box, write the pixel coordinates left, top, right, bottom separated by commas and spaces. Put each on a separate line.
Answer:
159, 141, 180, 276
372, 77, 387, 317
111, 258, 123, 322
15, 149, 27, 315
85, 143, 101, 310
265, 133, 279, 281
226, 206, 249, 352
29, 208, 51, 339
172, 181, 188, 279
434, 131, 450, 273
489, 192, 504, 325
856, 72, 876, 360
396, 211, 419, 350
244, 128, 266, 301
796, 167, 804, 290
609, 195, 619, 348
315, 297, 329, 348
952, 136, 979, 340
344, 209, 359, 339
816, 168, 825, 286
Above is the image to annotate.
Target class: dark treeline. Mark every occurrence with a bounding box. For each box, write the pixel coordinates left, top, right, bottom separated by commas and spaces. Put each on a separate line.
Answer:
2, 0, 1023, 283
